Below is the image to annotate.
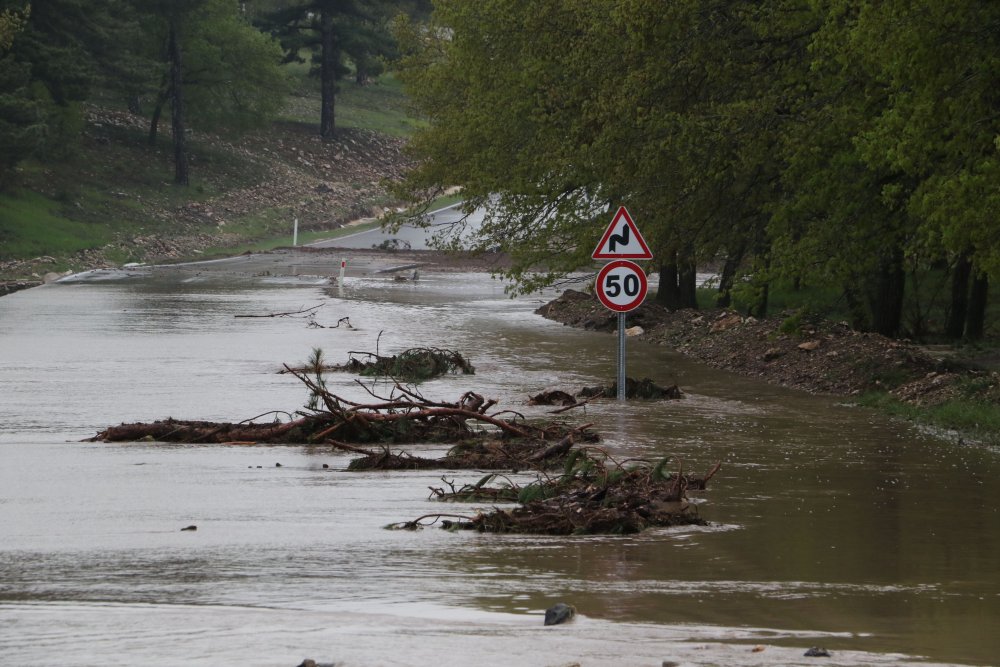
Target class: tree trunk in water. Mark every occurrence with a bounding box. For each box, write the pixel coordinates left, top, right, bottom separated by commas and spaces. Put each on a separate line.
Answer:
946, 254, 972, 339
168, 22, 188, 185
319, 8, 336, 140
867, 250, 905, 337
965, 272, 989, 341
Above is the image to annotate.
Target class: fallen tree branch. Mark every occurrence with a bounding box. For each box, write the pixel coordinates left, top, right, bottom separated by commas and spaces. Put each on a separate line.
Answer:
235, 304, 324, 318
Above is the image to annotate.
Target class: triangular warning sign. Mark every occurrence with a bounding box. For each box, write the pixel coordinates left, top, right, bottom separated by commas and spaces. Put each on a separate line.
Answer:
592, 206, 653, 260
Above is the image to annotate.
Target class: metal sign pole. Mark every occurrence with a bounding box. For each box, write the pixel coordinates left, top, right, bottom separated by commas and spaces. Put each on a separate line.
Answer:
593, 207, 652, 403
617, 312, 626, 401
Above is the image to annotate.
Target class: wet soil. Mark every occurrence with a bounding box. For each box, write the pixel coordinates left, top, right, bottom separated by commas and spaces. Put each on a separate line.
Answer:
537, 289, 1000, 408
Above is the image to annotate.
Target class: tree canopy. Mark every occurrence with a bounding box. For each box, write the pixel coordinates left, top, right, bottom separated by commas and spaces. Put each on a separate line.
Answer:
394, 0, 997, 339
256, 0, 422, 138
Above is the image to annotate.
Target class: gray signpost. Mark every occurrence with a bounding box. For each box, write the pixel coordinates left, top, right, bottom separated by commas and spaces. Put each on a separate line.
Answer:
592, 207, 653, 401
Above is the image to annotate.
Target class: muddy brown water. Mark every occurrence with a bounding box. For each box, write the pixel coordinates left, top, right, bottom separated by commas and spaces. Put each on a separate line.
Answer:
0, 264, 997, 666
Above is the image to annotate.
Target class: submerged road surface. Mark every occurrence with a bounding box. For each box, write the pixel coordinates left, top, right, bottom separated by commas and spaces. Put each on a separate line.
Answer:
0, 261, 997, 666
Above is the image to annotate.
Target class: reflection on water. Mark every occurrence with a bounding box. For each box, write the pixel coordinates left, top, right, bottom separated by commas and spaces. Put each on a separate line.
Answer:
0, 271, 997, 666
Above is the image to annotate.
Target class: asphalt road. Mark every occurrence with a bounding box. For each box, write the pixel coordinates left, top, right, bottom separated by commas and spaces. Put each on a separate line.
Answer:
308, 203, 485, 251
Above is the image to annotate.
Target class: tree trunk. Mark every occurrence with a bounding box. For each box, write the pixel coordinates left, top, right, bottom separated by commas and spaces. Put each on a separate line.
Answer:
168, 21, 189, 185
319, 8, 336, 140
128, 95, 142, 115
867, 249, 905, 337
655, 251, 683, 310
945, 254, 972, 340
965, 272, 989, 341
678, 250, 698, 309
147, 87, 168, 146
715, 243, 746, 308
844, 284, 869, 331
655, 247, 698, 310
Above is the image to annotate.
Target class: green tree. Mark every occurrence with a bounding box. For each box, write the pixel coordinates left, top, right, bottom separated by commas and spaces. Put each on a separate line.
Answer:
258, 0, 410, 138
0, 14, 44, 187
1, 0, 118, 168
394, 0, 813, 304
137, 0, 290, 184
0, 0, 152, 183
846, 0, 999, 339
394, 0, 993, 338
0, 3, 29, 51
770, 0, 998, 338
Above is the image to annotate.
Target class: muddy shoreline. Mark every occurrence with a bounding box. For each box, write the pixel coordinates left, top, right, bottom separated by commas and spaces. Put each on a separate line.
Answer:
536, 288, 1000, 410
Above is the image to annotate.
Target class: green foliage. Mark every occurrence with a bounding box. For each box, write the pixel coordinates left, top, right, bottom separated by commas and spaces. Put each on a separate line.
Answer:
392, 0, 817, 294
0, 190, 113, 259
0, 53, 43, 183
0, 3, 29, 52
304, 347, 328, 412
353, 348, 475, 382
133, 0, 292, 133
650, 456, 671, 482
516, 482, 546, 505
180, 0, 292, 131
392, 0, 995, 338
255, 0, 412, 136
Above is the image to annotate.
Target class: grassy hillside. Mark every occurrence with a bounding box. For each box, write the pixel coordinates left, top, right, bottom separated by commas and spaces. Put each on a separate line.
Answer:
0, 74, 416, 281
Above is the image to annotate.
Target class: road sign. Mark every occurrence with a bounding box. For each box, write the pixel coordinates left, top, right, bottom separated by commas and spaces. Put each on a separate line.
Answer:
595, 260, 648, 312
592, 206, 653, 260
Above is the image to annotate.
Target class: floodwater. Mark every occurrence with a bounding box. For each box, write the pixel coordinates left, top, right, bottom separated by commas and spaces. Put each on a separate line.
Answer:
0, 262, 997, 667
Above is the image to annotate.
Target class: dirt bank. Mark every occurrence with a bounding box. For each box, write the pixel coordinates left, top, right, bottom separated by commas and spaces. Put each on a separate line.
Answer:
537, 289, 1000, 409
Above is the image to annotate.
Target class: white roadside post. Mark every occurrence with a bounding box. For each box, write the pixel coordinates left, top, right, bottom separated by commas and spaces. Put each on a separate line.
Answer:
293, 218, 299, 246
592, 207, 653, 401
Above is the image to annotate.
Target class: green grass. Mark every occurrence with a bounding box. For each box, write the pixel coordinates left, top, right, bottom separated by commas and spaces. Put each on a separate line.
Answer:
856, 391, 1000, 446
0, 65, 419, 278
194, 220, 383, 259
337, 74, 424, 137
281, 70, 421, 137
198, 190, 463, 259
0, 191, 113, 260
700, 271, 998, 340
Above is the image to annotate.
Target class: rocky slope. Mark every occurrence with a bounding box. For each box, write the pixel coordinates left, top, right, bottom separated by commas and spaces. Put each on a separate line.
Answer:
1, 105, 413, 292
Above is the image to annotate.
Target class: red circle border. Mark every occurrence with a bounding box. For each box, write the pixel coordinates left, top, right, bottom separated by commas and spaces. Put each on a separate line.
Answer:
595, 260, 648, 312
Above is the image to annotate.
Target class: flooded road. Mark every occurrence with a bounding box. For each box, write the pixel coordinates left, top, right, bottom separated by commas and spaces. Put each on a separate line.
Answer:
1, 263, 997, 666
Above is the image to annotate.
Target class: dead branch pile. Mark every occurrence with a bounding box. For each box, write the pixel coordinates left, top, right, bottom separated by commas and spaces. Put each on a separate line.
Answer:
339, 347, 474, 381
429, 473, 522, 503
281, 347, 474, 382
346, 429, 596, 471
86, 348, 722, 537
578, 377, 683, 400
394, 456, 722, 536
527, 390, 578, 406
89, 365, 598, 473
87, 417, 310, 444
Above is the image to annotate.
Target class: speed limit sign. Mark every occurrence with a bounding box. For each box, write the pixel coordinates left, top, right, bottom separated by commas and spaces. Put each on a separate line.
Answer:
595, 260, 648, 312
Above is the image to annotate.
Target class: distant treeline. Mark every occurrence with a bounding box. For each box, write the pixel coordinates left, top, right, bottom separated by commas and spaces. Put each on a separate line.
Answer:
0, 0, 431, 186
